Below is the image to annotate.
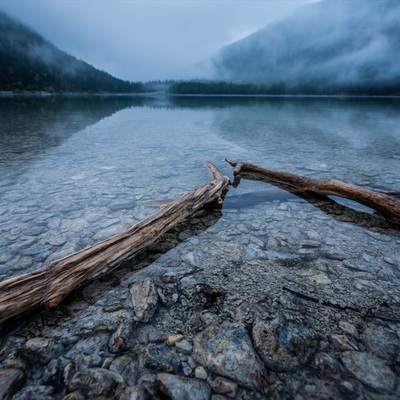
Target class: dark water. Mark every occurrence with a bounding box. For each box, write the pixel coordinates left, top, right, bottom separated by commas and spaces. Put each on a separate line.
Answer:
0, 95, 399, 281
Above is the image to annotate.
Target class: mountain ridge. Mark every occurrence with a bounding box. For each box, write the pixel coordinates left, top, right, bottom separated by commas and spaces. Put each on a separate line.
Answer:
209, 0, 400, 95
0, 11, 145, 93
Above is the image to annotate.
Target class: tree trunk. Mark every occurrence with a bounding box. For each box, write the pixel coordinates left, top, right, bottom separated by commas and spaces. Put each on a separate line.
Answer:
226, 159, 400, 225
0, 161, 229, 327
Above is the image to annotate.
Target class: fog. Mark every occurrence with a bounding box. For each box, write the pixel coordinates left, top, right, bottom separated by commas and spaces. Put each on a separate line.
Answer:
212, 0, 400, 88
0, 0, 307, 82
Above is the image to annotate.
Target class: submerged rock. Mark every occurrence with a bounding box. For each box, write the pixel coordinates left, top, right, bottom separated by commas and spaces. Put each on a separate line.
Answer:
340, 351, 397, 393
252, 313, 318, 371
193, 321, 267, 391
363, 325, 400, 363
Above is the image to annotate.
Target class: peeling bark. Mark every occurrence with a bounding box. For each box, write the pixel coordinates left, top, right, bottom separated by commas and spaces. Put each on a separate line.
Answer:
0, 161, 229, 327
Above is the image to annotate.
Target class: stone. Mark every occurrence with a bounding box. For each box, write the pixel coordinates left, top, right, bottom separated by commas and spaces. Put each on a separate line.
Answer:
129, 278, 158, 322
62, 392, 86, 400
308, 273, 331, 285
167, 334, 184, 346
338, 321, 359, 340
268, 380, 290, 400
193, 321, 267, 391
20, 338, 64, 365
142, 343, 181, 374
155, 373, 211, 400
363, 325, 400, 362
194, 366, 208, 380
340, 351, 397, 393
148, 330, 167, 343
252, 314, 318, 371
175, 339, 193, 355
68, 368, 125, 397
160, 271, 177, 283
337, 381, 357, 398
330, 334, 359, 351
65, 334, 108, 368
0, 369, 25, 400
209, 377, 238, 398
312, 352, 340, 376
42, 359, 61, 385
108, 322, 136, 353
109, 354, 138, 386
182, 251, 199, 266
12, 385, 55, 400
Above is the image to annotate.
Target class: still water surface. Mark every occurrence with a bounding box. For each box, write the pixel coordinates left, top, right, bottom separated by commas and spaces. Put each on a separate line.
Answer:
0, 96, 399, 281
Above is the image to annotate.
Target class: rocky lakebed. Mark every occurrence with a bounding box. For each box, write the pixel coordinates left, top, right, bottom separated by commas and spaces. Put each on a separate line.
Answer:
1, 186, 400, 400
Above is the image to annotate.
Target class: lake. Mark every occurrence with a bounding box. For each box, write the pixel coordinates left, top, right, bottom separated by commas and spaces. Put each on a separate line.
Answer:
1, 95, 400, 398
0, 95, 399, 283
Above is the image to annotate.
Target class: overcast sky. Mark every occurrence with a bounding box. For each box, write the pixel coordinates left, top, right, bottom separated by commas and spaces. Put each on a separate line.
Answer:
0, 0, 313, 82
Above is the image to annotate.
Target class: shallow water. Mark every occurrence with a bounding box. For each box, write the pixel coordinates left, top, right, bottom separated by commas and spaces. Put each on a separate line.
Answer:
0, 95, 399, 282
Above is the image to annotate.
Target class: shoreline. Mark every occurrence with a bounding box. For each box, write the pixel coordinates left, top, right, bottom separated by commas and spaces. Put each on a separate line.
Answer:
1, 90, 400, 100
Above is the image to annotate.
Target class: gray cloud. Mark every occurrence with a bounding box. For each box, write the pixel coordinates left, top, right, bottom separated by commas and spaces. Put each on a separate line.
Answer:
0, 0, 307, 82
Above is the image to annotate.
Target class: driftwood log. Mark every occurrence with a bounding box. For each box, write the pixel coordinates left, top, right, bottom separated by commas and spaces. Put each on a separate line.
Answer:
226, 159, 400, 225
0, 161, 229, 327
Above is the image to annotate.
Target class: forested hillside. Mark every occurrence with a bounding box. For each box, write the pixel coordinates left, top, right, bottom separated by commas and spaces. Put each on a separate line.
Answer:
210, 0, 400, 95
0, 11, 145, 93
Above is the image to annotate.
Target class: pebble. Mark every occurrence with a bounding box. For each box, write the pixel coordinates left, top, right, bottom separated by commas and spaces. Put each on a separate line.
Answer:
129, 278, 158, 322
175, 339, 193, 355
338, 321, 359, 340
182, 251, 199, 266
167, 334, 184, 346
331, 334, 359, 351
340, 351, 397, 393
194, 366, 208, 380
308, 272, 332, 285
209, 377, 238, 398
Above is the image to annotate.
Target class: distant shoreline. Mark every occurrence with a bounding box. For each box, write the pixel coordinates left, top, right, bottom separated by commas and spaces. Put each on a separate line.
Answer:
1, 90, 399, 100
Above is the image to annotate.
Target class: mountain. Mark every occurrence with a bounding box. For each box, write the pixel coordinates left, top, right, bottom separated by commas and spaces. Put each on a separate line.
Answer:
211, 0, 400, 95
0, 11, 145, 93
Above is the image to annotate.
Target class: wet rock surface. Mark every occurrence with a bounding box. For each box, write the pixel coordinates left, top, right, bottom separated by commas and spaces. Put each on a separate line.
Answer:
193, 321, 267, 391
1, 197, 400, 399
252, 313, 318, 371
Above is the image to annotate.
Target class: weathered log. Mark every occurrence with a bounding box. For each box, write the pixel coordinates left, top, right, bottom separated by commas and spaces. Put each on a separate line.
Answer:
226, 159, 400, 225
0, 161, 229, 327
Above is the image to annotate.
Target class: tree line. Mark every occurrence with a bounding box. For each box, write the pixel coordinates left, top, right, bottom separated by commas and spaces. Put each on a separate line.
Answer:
168, 80, 400, 96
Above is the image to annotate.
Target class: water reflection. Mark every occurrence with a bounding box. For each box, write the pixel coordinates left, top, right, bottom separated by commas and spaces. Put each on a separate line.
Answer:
0, 96, 152, 180
195, 96, 400, 185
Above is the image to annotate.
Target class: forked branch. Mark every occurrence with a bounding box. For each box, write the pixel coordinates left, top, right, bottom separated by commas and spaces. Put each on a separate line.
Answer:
226, 159, 400, 225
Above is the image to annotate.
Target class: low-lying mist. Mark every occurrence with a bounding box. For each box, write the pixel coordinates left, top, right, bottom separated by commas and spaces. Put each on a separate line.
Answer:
210, 0, 400, 92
